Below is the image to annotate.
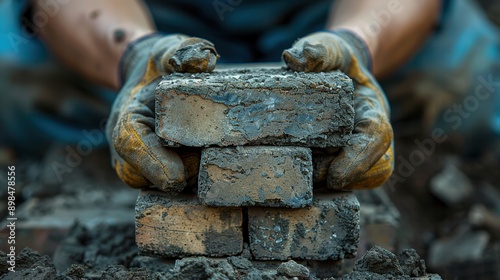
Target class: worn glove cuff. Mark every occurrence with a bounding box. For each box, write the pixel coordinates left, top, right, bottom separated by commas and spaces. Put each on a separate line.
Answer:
325, 29, 373, 72
118, 33, 165, 87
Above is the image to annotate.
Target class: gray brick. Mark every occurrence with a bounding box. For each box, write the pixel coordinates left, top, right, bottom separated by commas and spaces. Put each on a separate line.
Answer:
248, 193, 360, 261
155, 68, 354, 147
135, 191, 243, 258
198, 146, 313, 208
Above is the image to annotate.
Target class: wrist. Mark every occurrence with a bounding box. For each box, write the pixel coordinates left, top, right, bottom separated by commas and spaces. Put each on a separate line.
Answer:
325, 28, 374, 72
118, 32, 165, 87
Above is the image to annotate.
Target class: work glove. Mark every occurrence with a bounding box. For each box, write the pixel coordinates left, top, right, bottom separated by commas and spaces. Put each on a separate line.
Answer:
283, 30, 394, 190
106, 34, 219, 193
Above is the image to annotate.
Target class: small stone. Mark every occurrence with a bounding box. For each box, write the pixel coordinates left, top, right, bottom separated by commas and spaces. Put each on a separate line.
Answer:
353, 246, 404, 276
398, 249, 426, 277
468, 204, 500, 240
227, 256, 254, 271
429, 161, 473, 206
276, 260, 310, 279
428, 227, 489, 268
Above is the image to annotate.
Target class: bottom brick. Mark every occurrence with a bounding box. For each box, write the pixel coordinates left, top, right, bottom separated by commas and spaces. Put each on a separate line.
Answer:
135, 191, 243, 257
248, 192, 360, 261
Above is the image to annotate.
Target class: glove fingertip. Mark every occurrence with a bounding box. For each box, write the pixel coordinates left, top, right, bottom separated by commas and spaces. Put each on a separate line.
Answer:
282, 49, 304, 72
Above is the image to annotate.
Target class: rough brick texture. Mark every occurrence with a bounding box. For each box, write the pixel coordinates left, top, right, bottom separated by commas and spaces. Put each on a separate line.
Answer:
135, 191, 243, 257
198, 146, 313, 208
248, 193, 360, 261
156, 68, 354, 148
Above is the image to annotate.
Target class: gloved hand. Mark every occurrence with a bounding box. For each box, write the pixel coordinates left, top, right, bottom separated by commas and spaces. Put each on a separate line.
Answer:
283, 30, 394, 190
106, 34, 219, 193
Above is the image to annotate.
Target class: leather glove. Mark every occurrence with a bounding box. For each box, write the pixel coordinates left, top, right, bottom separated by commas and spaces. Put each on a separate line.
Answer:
283, 30, 394, 190
106, 34, 219, 193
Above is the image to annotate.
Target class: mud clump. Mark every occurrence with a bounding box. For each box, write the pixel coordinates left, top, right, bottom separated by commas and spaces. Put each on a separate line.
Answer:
0, 248, 57, 280
0, 267, 57, 280
52, 222, 138, 274
64, 264, 86, 279
334, 246, 441, 280
398, 249, 426, 277
2, 248, 55, 272
354, 246, 404, 276
100, 265, 158, 280
167, 257, 237, 280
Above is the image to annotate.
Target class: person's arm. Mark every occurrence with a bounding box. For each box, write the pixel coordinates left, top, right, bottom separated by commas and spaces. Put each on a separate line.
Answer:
282, 0, 441, 190
327, 0, 440, 78
32, 0, 218, 192
32, 0, 155, 89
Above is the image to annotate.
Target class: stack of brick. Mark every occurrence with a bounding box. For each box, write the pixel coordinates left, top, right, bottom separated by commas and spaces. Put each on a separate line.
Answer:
136, 68, 360, 269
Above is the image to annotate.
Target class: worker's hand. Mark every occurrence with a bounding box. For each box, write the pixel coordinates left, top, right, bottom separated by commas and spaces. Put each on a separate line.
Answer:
283, 30, 393, 190
106, 34, 219, 193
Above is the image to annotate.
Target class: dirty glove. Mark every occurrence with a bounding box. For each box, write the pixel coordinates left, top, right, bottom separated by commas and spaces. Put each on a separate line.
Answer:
106, 34, 218, 192
283, 30, 394, 190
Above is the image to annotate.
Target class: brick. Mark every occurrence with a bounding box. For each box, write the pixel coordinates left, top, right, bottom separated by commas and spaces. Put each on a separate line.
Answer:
135, 190, 243, 257
155, 68, 354, 148
248, 193, 360, 261
198, 146, 313, 208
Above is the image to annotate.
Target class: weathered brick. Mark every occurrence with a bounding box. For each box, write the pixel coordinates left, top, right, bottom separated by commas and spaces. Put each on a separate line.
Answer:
155, 68, 354, 148
248, 193, 360, 261
135, 190, 243, 258
198, 146, 313, 208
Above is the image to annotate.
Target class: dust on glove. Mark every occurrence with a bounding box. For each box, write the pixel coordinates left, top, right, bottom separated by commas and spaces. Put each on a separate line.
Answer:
106, 34, 219, 193
283, 30, 394, 190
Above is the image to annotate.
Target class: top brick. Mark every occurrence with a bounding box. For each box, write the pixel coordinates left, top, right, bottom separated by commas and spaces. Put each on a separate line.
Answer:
155, 68, 354, 148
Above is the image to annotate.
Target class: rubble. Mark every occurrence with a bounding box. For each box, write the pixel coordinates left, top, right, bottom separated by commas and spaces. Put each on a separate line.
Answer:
468, 204, 500, 239
353, 246, 404, 276
429, 160, 473, 206
0, 147, 138, 256
0, 248, 57, 280
155, 68, 354, 148
428, 226, 490, 268
475, 182, 500, 214
166, 257, 237, 280
0, 242, 442, 280
397, 249, 427, 277
52, 222, 138, 275
335, 246, 441, 280
436, 242, 500, 279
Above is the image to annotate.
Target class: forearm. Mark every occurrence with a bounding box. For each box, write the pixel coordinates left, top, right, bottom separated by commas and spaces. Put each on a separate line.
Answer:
32, 0, 155, 89
327, 0, 440, 78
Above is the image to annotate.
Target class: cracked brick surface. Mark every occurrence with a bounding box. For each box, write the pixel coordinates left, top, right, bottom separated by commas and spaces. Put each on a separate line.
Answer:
135, 191, 243, 258
198, 146, 313, 208
248, 193, 360, 261
155, 68, 354, 147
